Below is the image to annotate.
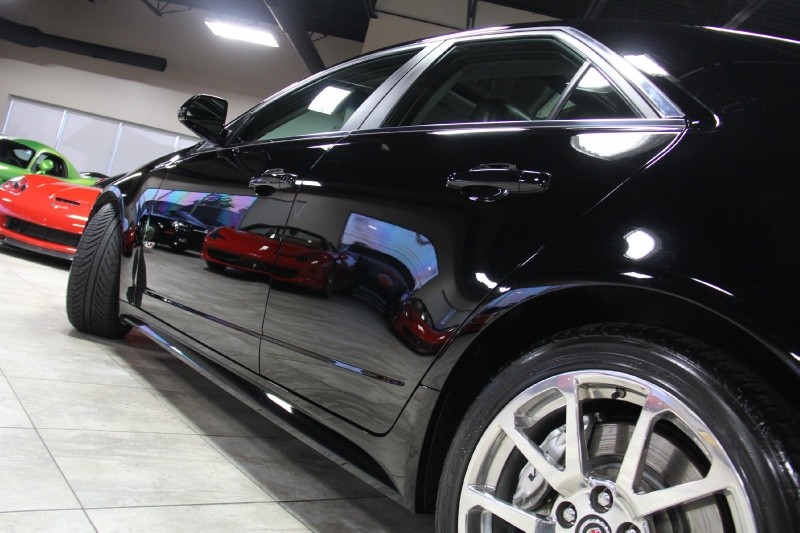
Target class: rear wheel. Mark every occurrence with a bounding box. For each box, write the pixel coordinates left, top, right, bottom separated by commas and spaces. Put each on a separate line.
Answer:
66, 203, 131, 338
436, 324, 798, 532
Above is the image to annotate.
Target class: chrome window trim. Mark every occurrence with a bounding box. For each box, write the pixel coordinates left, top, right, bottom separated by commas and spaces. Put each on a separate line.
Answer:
359, 27, 685, 131
563, 27, 684, 119
350, 118, 687, 138
224, 42, 430, 145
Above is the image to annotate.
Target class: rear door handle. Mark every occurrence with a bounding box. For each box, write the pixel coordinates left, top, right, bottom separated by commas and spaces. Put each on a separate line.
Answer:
446, 163, 550, 201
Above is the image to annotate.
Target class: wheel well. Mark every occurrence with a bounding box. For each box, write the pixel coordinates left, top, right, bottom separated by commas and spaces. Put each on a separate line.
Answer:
416, 284, 799, 512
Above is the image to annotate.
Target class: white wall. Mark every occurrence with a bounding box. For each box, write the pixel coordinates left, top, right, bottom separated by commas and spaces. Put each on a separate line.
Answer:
0, 0, 558, 138
0, 0, 362, 135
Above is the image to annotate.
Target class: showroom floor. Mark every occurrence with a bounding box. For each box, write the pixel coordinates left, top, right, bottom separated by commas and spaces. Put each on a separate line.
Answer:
0, 247, 434, 532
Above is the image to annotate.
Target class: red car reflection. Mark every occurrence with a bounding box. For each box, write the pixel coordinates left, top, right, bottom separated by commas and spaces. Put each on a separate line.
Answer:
0, 174, 100, 260
201, 224, 346, 295
390, 297, 455, 355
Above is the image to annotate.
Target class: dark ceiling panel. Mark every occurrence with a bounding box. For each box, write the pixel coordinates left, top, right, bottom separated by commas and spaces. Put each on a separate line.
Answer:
487, 0, 585, 19
296, 0, 373, 41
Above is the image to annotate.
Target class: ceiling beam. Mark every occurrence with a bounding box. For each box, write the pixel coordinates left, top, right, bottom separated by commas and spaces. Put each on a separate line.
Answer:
0, 16, 167, 71
723, 0, 770, 28
263, 0, 325, 74
139, 0, 192, 16
363, 0, 377, 19
466, 0, 479, 29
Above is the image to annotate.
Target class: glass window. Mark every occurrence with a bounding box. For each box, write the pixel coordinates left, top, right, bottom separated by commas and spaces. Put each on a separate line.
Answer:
386, 37, 636, 127
0, 139, 35, 168
556, 66, 637, 119
231, 50, 419, 143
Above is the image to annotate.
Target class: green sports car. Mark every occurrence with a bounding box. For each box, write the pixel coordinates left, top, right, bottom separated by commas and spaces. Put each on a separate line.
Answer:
0, 137, 97, 186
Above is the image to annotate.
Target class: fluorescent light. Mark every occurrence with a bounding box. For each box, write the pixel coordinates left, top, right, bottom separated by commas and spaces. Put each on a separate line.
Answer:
205, 19, 279, 47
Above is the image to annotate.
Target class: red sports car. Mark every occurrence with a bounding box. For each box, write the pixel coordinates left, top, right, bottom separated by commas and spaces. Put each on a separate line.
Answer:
0, 174, 100, 260
201, 224, 348, 295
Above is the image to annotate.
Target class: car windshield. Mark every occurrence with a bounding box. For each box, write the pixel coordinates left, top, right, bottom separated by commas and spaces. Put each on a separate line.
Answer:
0, 139, 35, 168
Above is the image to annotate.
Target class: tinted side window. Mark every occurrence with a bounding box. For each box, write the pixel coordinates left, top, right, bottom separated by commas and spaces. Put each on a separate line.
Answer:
386, 37, 636, 127
556, 66, 638, 119
232, 50, 418, 143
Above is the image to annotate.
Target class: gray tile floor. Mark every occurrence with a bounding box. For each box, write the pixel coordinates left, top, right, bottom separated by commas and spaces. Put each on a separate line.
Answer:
0, 246, 435, 532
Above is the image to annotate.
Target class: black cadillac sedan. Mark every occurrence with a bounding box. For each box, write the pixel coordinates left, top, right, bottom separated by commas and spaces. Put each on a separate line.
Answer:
66, 22, 800, 532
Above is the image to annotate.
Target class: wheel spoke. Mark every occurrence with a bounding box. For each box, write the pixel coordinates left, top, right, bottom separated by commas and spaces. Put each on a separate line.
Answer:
616, 392, 666, 492
628, 461, 736, 517
498, 375, 590, 496
462, 485, 555, 532
500, 422, 567, 493
560, 376, 589, 484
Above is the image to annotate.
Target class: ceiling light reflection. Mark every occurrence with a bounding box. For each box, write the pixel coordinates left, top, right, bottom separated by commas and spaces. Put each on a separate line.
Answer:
572, 132, 666, 160
308, 86, 352, 115
624, 54, 669, 77
622, 271, 653, 279
624, 229, 657, 260
691, 277, 734, 297
476, 272, 498, 289
578, 67, 612, 90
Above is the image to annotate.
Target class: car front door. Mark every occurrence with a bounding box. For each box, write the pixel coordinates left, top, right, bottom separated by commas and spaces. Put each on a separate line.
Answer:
257, 30, 686, 434
133, 48, 422, 374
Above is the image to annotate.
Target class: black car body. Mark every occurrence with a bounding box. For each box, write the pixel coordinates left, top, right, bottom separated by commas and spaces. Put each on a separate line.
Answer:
67, 22, 800, 531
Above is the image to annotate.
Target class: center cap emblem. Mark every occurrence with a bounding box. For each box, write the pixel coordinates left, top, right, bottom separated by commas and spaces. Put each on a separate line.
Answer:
577, 515, 612, 533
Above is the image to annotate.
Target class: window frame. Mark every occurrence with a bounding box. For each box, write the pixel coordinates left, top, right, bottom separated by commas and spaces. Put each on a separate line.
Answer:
221, 43, 432, 147
357, 27, 685, 133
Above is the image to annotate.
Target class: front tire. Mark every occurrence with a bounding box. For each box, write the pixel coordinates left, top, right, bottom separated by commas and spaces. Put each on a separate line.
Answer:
66, 203, 131, 338
436, 324, 799, 532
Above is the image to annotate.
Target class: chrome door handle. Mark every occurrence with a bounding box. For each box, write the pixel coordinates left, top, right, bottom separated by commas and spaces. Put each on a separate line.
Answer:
249, 168, 298, 192
446, 163, 550, 201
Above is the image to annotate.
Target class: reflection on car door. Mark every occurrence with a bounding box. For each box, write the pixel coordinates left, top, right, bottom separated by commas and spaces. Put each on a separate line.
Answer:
136, 140, 336, 372
257, 34, 684, 434
133, 48, 422, 375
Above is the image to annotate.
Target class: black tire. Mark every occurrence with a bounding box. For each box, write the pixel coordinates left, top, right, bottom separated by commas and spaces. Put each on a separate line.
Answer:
205, 260, 226, 273
66, 203, 131, 338
436, 324, 799, 532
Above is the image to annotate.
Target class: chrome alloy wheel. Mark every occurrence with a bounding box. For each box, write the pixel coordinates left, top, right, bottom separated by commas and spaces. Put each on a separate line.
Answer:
457, 371, 756, 532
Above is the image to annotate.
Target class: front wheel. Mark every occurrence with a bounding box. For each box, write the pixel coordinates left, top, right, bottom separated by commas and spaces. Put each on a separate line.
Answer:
66, 203, 131, 338
436, 324, 798, 532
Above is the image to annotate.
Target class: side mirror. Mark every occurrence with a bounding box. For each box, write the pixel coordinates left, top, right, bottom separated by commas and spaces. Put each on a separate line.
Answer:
178, 94, 228, 145
37, 158, 54, 174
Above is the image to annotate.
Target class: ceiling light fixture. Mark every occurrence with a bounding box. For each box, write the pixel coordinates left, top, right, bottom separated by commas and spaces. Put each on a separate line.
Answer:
204, 19, 279, 47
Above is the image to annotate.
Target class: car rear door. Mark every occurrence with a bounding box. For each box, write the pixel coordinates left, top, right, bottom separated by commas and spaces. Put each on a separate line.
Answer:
257, 29, 686, 434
